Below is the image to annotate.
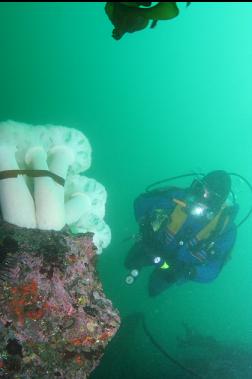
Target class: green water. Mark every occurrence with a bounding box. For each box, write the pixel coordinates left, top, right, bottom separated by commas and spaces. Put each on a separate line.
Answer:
1, 2, 252, 378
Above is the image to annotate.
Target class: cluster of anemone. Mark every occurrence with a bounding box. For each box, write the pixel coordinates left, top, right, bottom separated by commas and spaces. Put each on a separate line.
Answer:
0, 120, 111, 254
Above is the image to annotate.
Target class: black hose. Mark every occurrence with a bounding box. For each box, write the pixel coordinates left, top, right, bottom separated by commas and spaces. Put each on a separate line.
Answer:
229, 173, 252, 227
145, 173, 205, 193
142, 315, 204, 379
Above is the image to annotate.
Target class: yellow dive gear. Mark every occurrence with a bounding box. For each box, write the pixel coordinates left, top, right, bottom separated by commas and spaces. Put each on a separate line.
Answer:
160, 261, 170, 270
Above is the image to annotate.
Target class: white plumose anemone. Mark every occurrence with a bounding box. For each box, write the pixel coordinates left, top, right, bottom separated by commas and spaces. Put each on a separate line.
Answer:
46, 126, 92, 177
25, 145, 65, 230
0, 120, 111, 254
0, 144, 36, 228
17, 123, 91, 231
64, 174, 110, 254
0, 121, 36, 228
45, 126, 92, 230
64, 175, 107, 223
64, 192, 92, 225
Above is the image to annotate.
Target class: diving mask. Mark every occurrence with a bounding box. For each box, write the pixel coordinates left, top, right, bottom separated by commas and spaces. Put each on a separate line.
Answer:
186, 193, 214, 219
189, 179, 223, 214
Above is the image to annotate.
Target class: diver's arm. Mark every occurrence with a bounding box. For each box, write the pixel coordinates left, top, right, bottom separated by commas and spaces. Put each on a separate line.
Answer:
134, 188, 179, 224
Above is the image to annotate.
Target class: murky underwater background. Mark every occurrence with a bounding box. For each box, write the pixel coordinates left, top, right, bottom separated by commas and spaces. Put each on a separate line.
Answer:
0, 2, 252, 378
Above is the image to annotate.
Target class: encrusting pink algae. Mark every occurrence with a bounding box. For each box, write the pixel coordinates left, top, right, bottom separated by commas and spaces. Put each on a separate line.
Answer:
0, 222, 120, 379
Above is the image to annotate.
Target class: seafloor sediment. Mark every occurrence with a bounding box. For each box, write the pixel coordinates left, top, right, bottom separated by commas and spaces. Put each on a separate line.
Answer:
0, 221, 120, 379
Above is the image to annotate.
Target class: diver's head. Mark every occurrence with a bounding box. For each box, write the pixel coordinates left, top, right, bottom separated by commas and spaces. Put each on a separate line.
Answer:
188, 170, 231, 215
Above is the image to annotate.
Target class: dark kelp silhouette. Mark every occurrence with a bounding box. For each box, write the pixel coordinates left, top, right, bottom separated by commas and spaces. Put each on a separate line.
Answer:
105, 2, 190, 40
177, 323, 252, 379
177, 321, 221, 351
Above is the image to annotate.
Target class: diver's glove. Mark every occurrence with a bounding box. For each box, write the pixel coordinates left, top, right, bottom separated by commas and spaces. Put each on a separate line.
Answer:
139, 209, 169, 243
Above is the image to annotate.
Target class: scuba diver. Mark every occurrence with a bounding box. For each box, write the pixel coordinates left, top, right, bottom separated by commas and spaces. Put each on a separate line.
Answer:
105, 2, 183, 40
125, 170, 241, 297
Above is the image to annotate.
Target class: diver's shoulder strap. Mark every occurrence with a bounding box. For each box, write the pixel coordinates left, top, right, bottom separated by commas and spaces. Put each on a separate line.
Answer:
196, 206, 234, 242
166, 202, 187, 235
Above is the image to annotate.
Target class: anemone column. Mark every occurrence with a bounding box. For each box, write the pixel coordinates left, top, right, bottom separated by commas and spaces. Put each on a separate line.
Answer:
25, 146, 66, 230
0, 145, 36, 228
